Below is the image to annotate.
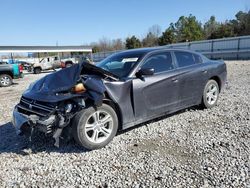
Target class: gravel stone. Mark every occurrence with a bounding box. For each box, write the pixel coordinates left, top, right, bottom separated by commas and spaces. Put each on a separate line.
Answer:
0, 61, 249, 187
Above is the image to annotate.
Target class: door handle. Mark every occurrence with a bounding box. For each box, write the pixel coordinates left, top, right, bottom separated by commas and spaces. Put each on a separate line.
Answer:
202, 70, 208, 74
172, 78, 178, 83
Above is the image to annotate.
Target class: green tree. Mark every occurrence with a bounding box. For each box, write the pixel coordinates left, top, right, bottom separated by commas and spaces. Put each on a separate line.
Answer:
142, 32, 158, 47
231, 11, 250, 36
174, 15, 204, 42
125, 36, 142, 49
204, 16, 220, 39
210, 22, 235, 39
158, 24, 176, 45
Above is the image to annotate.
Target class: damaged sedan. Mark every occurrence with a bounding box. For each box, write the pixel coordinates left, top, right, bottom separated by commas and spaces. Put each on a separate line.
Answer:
12, 48, 227, 150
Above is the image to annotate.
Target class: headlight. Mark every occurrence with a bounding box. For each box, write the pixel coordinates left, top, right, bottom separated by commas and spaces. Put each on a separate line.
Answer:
65, 103, 73, 113
72, 83, 86, 93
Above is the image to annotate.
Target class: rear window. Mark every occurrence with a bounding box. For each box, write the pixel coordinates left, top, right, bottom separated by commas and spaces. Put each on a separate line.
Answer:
175, 51, 198, 68
193, 54, 203, 64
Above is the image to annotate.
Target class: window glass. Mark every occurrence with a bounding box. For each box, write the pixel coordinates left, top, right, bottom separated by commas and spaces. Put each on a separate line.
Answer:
141, 52, 174, 73
175, 51, 196, 68
193, 53, 203, 64
97, 53, 143, 78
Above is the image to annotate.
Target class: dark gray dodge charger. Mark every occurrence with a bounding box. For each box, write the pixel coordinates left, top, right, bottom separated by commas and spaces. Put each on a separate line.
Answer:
12, 47, 227, 150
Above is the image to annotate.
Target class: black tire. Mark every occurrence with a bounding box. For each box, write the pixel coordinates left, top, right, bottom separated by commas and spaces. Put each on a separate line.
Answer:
72, 104, 118, 150
34, 67, 41, 74
0, 74, 13, 87
65, 62, 73, 68
202, 79, 220, 108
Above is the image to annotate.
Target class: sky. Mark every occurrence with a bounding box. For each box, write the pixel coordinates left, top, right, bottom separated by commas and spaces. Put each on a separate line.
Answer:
0, 0, 249, 46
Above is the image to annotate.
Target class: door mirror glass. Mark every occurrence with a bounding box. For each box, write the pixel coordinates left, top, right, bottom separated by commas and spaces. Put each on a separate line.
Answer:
136, 68, 154, 77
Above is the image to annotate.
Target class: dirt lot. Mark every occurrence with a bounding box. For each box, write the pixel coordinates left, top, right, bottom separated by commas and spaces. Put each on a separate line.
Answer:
0, 61, 249, 187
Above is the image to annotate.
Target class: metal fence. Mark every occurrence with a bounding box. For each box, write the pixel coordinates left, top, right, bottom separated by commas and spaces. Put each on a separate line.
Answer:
93, 35, 250, 61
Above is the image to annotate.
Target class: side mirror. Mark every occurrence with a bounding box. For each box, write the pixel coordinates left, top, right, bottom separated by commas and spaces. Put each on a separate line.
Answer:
136, 68, 154, 77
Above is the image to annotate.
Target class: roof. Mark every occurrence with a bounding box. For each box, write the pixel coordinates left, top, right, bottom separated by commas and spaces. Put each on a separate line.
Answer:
113, 46, 199, 56
0, 46, 92, 53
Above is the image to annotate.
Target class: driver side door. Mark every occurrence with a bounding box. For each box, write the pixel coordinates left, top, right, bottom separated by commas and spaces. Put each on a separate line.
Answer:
132, 51, 180, 120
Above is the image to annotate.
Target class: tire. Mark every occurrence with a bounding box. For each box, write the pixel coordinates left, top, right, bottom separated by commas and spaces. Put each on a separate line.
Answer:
202, 79, 220, 108
72, 104, 118, 150
65, 62, 73, 68
34, 67, 41, 74
0, 74, 13, 87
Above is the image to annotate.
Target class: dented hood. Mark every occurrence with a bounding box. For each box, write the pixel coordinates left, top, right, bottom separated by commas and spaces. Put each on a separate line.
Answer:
22, 62, 117, 103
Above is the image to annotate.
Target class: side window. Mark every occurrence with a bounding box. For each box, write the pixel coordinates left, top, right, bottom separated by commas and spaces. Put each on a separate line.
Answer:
141, 52, 174, 73
175, 51, 196, 68
193, 53, 203, 64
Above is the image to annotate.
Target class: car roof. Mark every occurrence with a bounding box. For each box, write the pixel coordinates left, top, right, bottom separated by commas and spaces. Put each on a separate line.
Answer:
114, 46, 203, 57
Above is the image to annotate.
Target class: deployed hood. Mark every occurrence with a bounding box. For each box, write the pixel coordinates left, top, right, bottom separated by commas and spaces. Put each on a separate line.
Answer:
23, 62, 118, 103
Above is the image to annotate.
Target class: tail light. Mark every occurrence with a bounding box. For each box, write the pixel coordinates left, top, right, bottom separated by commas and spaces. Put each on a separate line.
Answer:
19, 64, 23, 72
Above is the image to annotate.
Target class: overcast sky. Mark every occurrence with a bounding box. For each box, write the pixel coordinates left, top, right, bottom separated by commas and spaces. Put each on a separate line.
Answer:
0, 0, 249, 46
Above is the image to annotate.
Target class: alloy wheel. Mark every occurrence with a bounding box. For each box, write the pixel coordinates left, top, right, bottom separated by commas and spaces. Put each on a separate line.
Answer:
206, 83, 218, 105
84, 110, 114, 144
0, 76, 11, 86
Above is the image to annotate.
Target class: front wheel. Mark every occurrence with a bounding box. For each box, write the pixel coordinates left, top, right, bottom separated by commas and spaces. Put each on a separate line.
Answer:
0, 74, 13, 87
34, 67, 41, 74
72, 104, 118, 150
202, 80, 220, 108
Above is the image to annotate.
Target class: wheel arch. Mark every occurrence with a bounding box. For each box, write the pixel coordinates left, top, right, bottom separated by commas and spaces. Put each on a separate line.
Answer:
65, 60, 73, 64
0, 71, 13, 78
102, 97, 123, 131
209, 76, 221, 92
34, 66, 42, 70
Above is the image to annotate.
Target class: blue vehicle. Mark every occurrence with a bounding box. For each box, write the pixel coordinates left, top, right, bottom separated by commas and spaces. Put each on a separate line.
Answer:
0, 62, 24, 87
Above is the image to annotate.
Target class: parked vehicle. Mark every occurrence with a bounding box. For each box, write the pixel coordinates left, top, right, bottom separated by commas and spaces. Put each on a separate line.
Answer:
26, 56, 80, 73
60, 58, 79, 68
27, 56, 61, 74
12, 48, 227, 150
0, 62, 23, 87
5, 59, 30, 70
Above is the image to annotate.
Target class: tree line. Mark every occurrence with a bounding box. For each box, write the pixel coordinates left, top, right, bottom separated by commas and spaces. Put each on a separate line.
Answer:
91, 10, 250, 53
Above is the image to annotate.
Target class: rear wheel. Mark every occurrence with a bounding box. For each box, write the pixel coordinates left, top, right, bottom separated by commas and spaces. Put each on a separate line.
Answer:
0, 74, 12, 87
65, 62, 73, 68
72, 104, 118, 150
34, 67, 41, 74
202, 80, 219, 108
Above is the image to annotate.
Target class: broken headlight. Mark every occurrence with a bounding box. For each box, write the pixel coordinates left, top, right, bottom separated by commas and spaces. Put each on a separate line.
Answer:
65, 103, 73, 113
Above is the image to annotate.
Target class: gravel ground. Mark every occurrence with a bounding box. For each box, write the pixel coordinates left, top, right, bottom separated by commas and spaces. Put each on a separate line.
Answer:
0, 61, 249, 187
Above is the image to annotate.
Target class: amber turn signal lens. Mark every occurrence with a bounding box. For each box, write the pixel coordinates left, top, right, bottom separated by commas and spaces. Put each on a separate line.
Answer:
73, 83, 86, 93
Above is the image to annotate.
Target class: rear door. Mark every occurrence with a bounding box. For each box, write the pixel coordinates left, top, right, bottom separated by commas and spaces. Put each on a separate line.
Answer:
173, 51, 208, 107
132, 51, 180, 120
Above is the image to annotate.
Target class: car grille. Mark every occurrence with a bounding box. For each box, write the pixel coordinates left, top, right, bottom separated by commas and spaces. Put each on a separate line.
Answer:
17, 97, 57, 117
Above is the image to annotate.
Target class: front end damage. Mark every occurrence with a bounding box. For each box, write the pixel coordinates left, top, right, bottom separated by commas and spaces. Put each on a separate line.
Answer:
12, 62, 118, 147
12, 96, 86, 147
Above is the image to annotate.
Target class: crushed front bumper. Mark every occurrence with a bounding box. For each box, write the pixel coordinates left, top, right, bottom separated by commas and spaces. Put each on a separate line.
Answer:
12, 105, 56, 136
12, 105, 69, 147
12, 106, 29, 135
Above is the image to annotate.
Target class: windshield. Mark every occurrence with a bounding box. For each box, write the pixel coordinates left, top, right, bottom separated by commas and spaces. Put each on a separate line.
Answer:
96, 53, 143, 78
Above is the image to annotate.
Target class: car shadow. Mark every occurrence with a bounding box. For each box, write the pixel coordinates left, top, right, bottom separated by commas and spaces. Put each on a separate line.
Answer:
0, 122, 89, 155
0, 105, 203, 155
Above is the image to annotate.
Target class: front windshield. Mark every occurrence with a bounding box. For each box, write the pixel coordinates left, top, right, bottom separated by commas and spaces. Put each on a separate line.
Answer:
96, 53, 143, 78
